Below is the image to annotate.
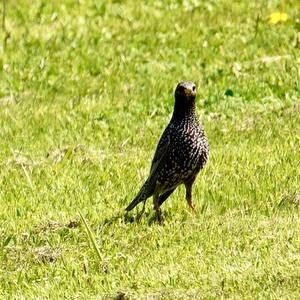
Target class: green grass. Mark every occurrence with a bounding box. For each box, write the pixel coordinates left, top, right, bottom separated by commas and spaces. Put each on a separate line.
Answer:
1, 0, 300, 298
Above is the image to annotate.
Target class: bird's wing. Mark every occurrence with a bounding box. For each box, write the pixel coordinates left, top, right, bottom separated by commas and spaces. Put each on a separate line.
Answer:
149, 130, 171, 176
125, 130, 171, 212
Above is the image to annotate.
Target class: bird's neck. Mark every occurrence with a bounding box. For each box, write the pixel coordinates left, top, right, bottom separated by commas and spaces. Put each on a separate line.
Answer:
171, 101, 196, 121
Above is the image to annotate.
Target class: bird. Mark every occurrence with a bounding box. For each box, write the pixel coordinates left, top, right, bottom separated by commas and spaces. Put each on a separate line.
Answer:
125, 81, 209, 222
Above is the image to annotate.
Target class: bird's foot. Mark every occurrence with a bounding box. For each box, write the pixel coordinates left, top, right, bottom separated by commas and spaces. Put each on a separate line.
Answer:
136, 201, 146, 222
136, 212, 144, 223
156, 213, 162, 224
188, 202, 197, 213
153, 206, 162, 223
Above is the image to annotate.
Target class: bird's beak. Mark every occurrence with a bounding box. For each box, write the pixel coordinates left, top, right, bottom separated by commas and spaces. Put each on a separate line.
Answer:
184, 88, 194, 96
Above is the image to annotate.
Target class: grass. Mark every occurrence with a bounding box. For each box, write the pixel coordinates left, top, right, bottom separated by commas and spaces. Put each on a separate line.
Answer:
0, 0, 300, 298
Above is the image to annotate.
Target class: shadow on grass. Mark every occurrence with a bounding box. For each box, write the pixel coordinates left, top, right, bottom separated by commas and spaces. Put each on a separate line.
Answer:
100, 209, 162, 226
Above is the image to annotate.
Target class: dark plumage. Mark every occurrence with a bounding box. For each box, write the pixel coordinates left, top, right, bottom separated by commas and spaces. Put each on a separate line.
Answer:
125, 81, 209, 221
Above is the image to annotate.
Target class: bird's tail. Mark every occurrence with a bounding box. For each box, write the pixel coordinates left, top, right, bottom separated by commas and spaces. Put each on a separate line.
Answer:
125, 180, 152, 211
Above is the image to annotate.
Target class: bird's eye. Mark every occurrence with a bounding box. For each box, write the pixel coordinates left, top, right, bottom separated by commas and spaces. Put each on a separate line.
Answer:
192, 86, 196, 92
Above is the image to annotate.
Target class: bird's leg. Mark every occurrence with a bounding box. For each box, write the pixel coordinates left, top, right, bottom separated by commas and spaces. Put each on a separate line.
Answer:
184, 178, 196, 213
137, 200, 146, 222
153, 193, 162, 223
158, 188, 176, 207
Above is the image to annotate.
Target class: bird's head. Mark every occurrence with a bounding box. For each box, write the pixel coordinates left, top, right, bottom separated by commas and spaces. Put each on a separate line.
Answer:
174, 81, 197, 103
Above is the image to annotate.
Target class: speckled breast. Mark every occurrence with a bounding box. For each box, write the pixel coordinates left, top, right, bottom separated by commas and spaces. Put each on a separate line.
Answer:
157, 122, 209, 189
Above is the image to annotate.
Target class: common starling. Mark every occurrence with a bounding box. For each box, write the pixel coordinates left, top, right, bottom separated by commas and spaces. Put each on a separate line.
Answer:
125, 81, 209, 221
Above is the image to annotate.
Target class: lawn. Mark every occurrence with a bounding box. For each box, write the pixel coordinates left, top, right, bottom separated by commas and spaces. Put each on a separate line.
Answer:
0, 0, 299, 298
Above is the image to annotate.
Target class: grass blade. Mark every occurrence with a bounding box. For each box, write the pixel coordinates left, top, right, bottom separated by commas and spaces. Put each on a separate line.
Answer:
79, 212, 104, 262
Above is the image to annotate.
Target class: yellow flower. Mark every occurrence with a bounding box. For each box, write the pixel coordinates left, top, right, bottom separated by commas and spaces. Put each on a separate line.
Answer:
268, 12, 288, 24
